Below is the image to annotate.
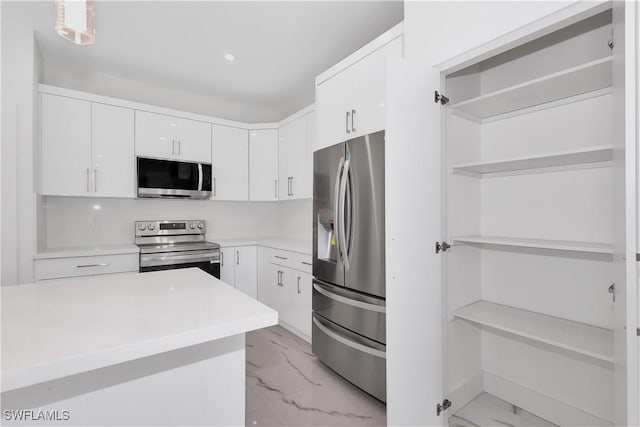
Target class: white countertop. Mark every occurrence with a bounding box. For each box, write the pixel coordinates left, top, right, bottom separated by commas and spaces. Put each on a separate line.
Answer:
34, 244, 139, 259
212, 237, 311, 255
1, 268, 277, 391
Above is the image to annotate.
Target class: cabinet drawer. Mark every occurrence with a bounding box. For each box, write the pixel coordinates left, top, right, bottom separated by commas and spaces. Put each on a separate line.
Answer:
265, 248, 311, 273
35, 254, 139, 281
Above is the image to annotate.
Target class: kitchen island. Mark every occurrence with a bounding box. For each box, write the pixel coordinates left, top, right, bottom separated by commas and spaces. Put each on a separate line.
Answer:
1, 268, 277, 426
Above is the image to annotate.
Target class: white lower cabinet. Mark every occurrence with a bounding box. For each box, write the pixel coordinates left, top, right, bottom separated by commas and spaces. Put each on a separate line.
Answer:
220, 246, 257, 299
257, 247, 312, 338
34, 253, 138, 281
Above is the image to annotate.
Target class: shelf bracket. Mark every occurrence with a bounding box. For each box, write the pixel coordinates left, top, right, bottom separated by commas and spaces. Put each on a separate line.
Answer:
434, 90, 449, 105
436, 398, 451, 416
435, 241, 451, 254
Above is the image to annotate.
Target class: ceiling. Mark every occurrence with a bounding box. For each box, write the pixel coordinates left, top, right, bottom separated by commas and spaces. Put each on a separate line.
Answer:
15, 1, 403, 122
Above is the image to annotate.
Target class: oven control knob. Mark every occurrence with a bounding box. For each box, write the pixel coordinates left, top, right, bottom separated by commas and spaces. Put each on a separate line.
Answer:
190, 223, 196, 229
148, 224, 155, 231
197, 223, 204, 229
138, 223, 146, 231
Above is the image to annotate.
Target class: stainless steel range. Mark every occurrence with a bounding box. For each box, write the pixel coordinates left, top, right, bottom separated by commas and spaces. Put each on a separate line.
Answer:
135, 220, 220, 278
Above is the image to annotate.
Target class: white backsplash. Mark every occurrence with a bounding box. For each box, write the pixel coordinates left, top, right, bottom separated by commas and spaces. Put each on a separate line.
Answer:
44, 197, 311, 248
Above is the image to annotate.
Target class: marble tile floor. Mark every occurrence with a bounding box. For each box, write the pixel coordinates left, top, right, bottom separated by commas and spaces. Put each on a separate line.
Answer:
449, 392, 558, 427
245, 325, 386, 426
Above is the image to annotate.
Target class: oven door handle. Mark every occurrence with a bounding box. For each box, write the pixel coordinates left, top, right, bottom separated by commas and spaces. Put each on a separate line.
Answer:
140, 252, 220, 267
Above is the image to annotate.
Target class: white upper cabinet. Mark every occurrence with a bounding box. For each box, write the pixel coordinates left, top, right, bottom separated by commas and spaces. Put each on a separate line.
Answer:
41, 94, 92, 196
135, 111, 178, 160
316, 35, 403, 151
91, 103, 135, 198
41, 94, 134, 198
304, 113, 316, 198
173, 117, 211, 163
249, 129, 279, 201
135, 111, 211, 163
279, 114, 311, 200
212, 125, 249, 201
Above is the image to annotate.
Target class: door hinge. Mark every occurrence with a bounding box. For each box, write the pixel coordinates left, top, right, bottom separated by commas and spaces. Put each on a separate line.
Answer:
434, 91, 449, 105
608, 283, 615, 303
435, 241, 450, 254
436, 399, 451, 416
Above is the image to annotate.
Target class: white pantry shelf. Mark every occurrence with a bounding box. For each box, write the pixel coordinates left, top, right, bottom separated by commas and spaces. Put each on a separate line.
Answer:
448, 57, 612, 120
453, 300, 614, 363
452, 235, 613, 254
450, 145, 613, 176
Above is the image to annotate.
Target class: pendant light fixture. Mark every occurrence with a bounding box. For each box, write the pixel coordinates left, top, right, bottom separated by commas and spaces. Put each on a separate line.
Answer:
55, 0, 95, 45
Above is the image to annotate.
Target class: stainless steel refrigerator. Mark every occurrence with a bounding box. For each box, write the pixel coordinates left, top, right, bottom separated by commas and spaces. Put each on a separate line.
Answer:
312, 130, 386, 402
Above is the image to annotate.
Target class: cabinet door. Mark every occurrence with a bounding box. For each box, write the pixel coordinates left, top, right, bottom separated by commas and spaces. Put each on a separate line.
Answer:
316, 68, 354, 151
262, 262, 282, 311
175, 118, 211, 163
212, 125, 249, 201
278, 267, 296, 326
278, 117, 307, 200
135, 111, 178, 160
303, 112, 316, 199
234, 246, 257, 299
352, 37, 403, 138
91, 103, 135, 198
220, 247, 236, 287
294, 271, 312, 336
249, 129, 278, 201
41, 94, 92, 196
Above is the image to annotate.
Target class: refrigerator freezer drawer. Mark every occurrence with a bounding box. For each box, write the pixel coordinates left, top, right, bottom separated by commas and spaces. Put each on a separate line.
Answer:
312, 313, 386, 402
312, 280, 386, 344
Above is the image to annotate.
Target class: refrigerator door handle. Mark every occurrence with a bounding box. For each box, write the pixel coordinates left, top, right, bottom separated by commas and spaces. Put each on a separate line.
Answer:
334, 156, 345, 264
339, 153, 351, 270
313, 282, 386, 313
313, 316, 385, 358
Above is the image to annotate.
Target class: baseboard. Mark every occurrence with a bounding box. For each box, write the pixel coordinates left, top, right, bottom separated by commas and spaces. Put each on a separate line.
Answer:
483, 371, 612, 426
279, 321, 311, 344
449, 372, 484, 413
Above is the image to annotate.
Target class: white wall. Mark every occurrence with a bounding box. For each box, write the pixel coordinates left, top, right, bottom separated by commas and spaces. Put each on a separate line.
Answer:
277, 199, 312, 241
385, 1, 577, 424
1, 2, 46, 285
44, 197, 280, 248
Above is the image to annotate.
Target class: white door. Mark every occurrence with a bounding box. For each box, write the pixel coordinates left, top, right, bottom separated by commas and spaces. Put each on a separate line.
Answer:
234, 246, 257, 299
135, 111, 178, 160
385, 58, 443, 426
91, 103, 135, 198
302, 113, 316, 199
278, 117, 307, 200
315, 67, 353, 151
249, 129, 279, 201
212, 125, 249, 201
175, 117, 211, 163
294, 271, 312, 336
220, 247, 236, 287
41, 94, 92, 196
352, 37, 403, 139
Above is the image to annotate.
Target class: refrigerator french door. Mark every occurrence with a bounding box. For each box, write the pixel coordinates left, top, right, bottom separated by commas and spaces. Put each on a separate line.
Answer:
312, 130, 386, 402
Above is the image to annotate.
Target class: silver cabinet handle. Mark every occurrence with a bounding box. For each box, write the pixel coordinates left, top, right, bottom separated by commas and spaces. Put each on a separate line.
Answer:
221, 251, 224, 266
94, 169, 97, 193
236, 250, 239, 265
275, 179, 278, 199
351, 109, 356, 132
86, 168, 90, 192
297, 276, 301, 294
301, 261, 312, 266
178, 140, 181, 155
277, 270, 282, 286
274, 255, 288, 260
172, 140, 175, 155
346, 111, 351, 134
213, 177, 217, 197
290, 177, 294, 196
77, 263, 109, 268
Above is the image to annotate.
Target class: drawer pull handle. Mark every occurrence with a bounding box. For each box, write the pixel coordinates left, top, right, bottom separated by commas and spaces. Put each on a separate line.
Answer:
301, 261, 312, 266
275, 256, 288, 260
76, 263, 109, 268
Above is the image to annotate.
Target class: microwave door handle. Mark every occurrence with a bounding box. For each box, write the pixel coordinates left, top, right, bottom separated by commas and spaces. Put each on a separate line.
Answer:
197, 163, 203, 191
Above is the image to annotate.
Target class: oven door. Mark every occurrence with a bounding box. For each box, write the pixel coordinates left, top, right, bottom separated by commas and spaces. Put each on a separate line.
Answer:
137, 157, 212, 199
140, 250, 220, 279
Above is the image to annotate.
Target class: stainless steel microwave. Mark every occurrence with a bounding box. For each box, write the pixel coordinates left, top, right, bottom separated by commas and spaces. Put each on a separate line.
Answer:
137, 157, 212, 199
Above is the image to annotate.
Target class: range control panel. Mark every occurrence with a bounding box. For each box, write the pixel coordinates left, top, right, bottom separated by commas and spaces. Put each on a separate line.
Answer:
135, 220, 206, 237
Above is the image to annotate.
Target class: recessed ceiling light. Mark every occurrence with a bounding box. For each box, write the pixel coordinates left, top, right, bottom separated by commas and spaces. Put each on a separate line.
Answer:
224, 53, 236, 62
